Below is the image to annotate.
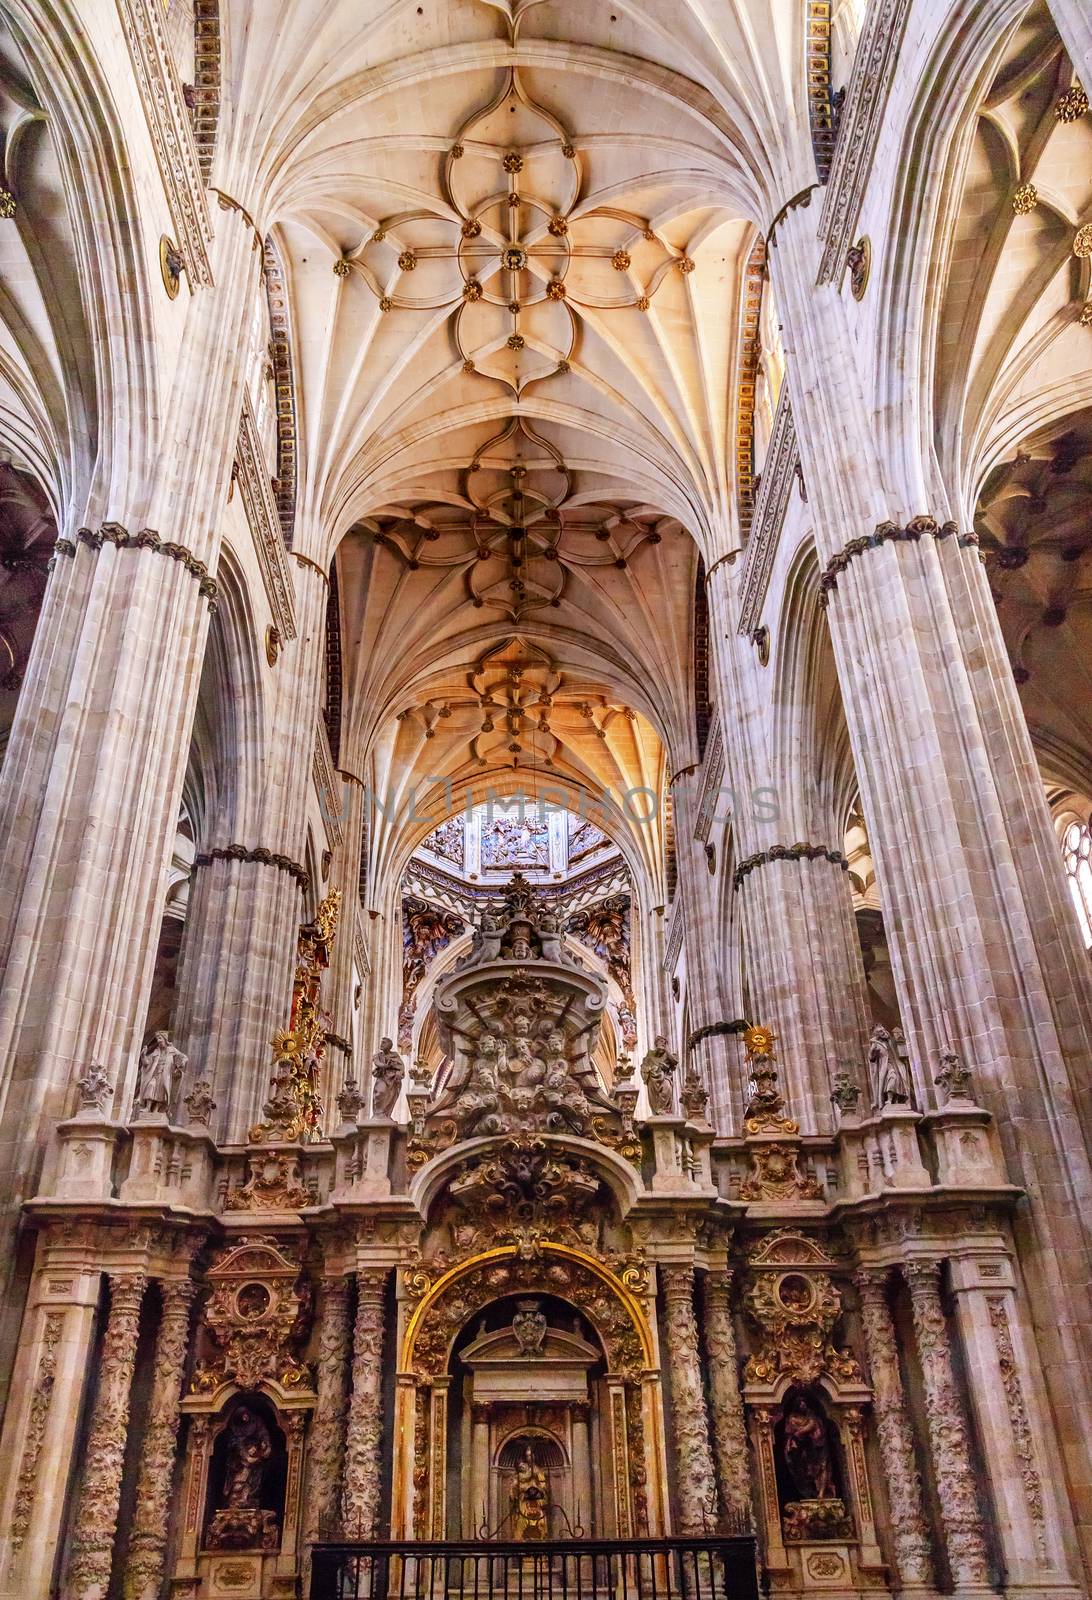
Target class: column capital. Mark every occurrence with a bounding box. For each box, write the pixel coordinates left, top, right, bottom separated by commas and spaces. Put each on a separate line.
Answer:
658, 1263, 696, 1300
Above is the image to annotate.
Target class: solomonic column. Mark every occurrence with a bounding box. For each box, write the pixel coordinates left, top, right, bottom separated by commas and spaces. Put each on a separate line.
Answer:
304, 1275, 352, 1545
341, 1269, 387, 1539
702, 1270, 753, 1524
904, 1262, 989, 1589
659, 1265, 718, 1533
854, 1268, 933, 1589
63, 1272, 147, 1600
123, 1277, 196, 1600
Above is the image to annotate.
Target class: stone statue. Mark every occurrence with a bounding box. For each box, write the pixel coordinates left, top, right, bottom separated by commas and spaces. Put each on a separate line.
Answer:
458, 1035, 503, 1135
136, 1031, 187, 1117
640, 1035, 678, 1114
370, 1038, 405, 1118
782, 1396, 835, 1500
184, 1077, 217, 1128
75, 1062, 113, 1115
223, 1407, 272, 1508
867, 1024, 913, 1109
510, 1442, 548, 1540
511, 1299, 548, 1357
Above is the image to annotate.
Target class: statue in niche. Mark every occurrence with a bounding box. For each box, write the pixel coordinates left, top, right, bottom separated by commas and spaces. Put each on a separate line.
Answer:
136, 1031, 188, 1117
371, 1037, 405, 1118
206, 1406, 279, 1551
782, 1396, 835, 1501
510, 1443, 549, 1540
867, 1024, 913, 1109
640, 1035, 678, 1114
511, 1299, 548, 1357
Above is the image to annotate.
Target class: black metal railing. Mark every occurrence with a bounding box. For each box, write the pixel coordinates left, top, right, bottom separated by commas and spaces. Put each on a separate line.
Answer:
310, 1536, 760, 1600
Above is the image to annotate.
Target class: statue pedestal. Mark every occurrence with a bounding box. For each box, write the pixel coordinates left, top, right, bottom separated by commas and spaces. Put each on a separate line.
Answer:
119, 1119, 218, 1207
331, 1118, 393, 1197
927, 1102, 1004, 1187
47, 1116, 126, 1200
870, 1106, 931, 1189
646, 1115, 694, 1192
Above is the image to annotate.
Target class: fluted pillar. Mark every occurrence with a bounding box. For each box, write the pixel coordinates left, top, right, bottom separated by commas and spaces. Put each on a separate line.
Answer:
904, 1262, 988, 1589
341, 1268, 387, 1538
122, 1278, 196, 1600
702, 1270, 753, 1524
855, 1269, 933, 1589
304, 1275, 352, 1545
659, 1265, 717, 1533
63, 1272, 147, 1600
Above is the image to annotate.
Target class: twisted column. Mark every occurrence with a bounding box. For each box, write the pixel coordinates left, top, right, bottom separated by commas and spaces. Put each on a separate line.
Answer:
659, 1265, 717, 1533
702, 1271, 753, 1523
855, 1268, 932, 1586
122, 1278, 196, 1600
905, 1262, 988, 1587
305, 1276, 352, 1545
341, 1269, 387, 1538
63, 1272, 147, 1600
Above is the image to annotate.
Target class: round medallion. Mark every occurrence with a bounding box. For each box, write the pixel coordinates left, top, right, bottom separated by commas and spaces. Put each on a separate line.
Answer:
503, 245, 528, 272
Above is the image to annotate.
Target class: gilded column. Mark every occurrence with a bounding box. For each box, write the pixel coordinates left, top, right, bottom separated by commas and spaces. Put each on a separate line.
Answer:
304, 1275, 352, 1546
341, 1268, 387, 1538
904, 1262, 988, 1588
855, 1268, 932, 1587
702, 1270, 753, 1523
123, 1278, 196, 1600
659, 1265, 717, 1533
63, 1272, 147, 1600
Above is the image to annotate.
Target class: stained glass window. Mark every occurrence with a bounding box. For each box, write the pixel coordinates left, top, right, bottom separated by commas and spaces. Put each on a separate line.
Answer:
1063, 818, 1092, 948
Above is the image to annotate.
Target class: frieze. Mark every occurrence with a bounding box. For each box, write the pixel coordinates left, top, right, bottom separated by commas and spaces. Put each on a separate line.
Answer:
819, 514, 978, 605
191, 842, 308, 890
986, 1294, 1047, 1555
234, 389, 298, 640
733, 840, 847, 891
736, 393, 798, 636
116, 0, 214, 287
313, 716, 344, 848
693, 719, 725, 844
63, 522, 219, 611
9, 1312, 64, 1559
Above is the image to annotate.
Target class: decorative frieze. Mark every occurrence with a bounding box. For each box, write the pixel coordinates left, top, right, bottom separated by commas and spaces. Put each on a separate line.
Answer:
60, 523, 219, 611
341, 1270, 387, 1539
115, 0, 214, 287
235, 390, 297, 641
313, 718, 344, 848
904, 1261, 989, 1587
733, 841, 847, 892
191, 842, 309, 890
815, 0, 914, 284
693, 720, 725, 844
9, 1312, 65, 1560
659, 1265, 718, 1534
124, 1278, 197, 1600
736, 394, 797, 636
64, 1272, 147, 1600
819, 515, 978, 606
986, 1294, 1047, 1558
855, 1269, 933, 1586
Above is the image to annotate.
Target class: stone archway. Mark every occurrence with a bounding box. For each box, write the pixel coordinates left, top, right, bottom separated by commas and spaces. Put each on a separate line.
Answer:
394, 1243, 664, 1541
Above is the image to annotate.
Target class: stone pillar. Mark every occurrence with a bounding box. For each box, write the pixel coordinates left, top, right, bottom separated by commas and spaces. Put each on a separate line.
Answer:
341, 1268, 387, 1539
904, 1261, 989, 1590
62, 1271, 147, 1600
122, 1277, 196, 1600
659, 1265, 717, 1533
1047, 0, 1092, 86
570, 1401, 592, 1535
854, 1268, 933, 1589
303, 1275, 352, 1547
702, 1270, 753, 1524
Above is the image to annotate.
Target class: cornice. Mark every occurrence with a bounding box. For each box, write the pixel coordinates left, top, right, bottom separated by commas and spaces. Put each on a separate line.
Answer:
116, 0, 214, 288
815, 0, 914, 285
736, 393, 798, 635
313, 717, 344, 849
234, 390, 297, 640
693, 721, 725, 845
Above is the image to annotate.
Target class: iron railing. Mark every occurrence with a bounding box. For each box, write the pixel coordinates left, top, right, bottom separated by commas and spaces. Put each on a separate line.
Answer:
310, 1536, 761, 1600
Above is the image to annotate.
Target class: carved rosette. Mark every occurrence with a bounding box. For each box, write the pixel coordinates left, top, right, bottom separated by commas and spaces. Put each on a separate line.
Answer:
703, 1272, 753, 1523
123, 1278, 197, 1600
660, 1265, 718, 1534
341, 1270, 387, 1539
905, 1262, 988, 1586
64, 1272, 147, 1600
854, 1269, 932, 1585
304, 1276, 352, 1546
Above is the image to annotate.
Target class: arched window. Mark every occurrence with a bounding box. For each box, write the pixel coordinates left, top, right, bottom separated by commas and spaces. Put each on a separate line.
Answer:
1062, 817, 1092, 948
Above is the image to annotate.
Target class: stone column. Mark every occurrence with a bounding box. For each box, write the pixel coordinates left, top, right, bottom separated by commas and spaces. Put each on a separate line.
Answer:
570, 1402, 592, 1534
854, 1268, 933, 1589
62, 1271, 147, 1600
904, 1262, 989, 1589
304, 1275, 352, 1547
659, 1265, 718, 1533
341, 1268, 387, 1539
122, 1277, 196, 1600
702, 1270, 753, 1525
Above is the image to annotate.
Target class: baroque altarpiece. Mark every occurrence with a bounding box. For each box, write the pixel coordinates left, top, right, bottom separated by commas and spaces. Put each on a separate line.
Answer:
0, 878, 1073, 1600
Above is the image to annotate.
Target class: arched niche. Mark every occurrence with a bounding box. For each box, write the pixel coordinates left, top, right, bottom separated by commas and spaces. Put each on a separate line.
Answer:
393, 1243, 665, 1543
